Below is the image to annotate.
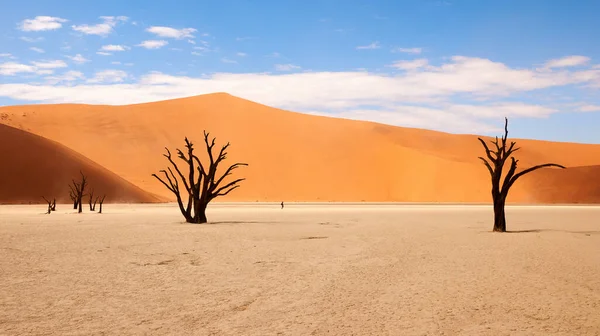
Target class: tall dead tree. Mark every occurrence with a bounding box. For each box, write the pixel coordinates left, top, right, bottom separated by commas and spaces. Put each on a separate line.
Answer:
478, 118, 565, 232
152, 132, 248, 224
98, 195, 106, 214
69, 171, 88, 213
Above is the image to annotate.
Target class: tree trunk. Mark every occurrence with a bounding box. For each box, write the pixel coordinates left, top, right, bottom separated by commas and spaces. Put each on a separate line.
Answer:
78, 200, 83, 213
190, 202, 207, 224
73, 201, 78, 209
493, 197, 507, 232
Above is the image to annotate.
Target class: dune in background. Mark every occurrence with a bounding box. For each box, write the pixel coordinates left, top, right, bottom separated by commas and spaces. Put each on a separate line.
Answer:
0, 123, 164, 204
1, 92, 600, 204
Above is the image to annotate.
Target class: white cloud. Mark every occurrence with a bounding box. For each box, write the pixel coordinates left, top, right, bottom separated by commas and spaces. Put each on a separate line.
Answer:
356, 42, 381, 50
146, 26, 197, 39
100, 44, 128, 51
124, 63, 134, 66
0, 53, 13, 58
390, 59, 429, 70
1, 60, 65, 76
96, 51, 112, 56
111, 61, 122, 65
32, 60, 68, 69
1, 55, 599, 133
275, 64, 301, 71
20, 36, 44, 43
87, 69, 128, 83
66, 54, 89, 64
45, 70, 85, 84
236, 36, 256, 41
392, 47, 423, 54
578, 105, 600, 112
0, 62, 37, 75
19, 16, 67, 31
72, 16, 128, 36
30, 47, 45, 53
221, 58, 238, 64
544, 55, 590, 69
187, 40, 196, 44
137, 40, 168, 49
236, 52, 247, 57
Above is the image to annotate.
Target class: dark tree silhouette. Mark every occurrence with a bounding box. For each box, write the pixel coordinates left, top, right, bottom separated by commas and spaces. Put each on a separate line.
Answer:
152, 132, 248, 224
88, 189, 97, 211
42, 196, 54, 214
478, 118, 566, 232
69, 171, 88, 213
98, 195, 106, 214
68, 184, 78, 209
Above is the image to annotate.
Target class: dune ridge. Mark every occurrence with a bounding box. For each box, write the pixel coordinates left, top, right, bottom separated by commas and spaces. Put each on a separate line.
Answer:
1, 92, 600, 204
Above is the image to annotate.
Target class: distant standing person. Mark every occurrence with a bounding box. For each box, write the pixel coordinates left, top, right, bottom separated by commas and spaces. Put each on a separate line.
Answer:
281, 201, 284, 209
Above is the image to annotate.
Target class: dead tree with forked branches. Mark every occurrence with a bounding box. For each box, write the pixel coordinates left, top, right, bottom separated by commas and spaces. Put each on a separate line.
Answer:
88, 189, 97, 211
478, 118, 566, 232
152, 132, 248, 224
69, 171, 88, 213
98, 195, 106, 214
69, 185, 78, 209
42, 196, 55, 214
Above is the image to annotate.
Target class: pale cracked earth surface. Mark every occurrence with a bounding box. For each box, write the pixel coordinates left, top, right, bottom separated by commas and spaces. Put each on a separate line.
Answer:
1, 203, 599, 335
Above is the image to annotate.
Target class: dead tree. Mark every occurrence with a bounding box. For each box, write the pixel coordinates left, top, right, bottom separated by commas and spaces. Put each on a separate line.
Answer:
42, 196, 53, 214
51, 198, 56, 211
98, 195, 106, 214
88, 189, 97, 211
152, 132, 248, 224
69, 184, 78, 209
69, 171, 88, 213
478, 118, 565, 232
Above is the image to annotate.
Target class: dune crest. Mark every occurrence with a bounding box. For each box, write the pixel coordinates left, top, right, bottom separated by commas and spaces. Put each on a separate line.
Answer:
1, 93, 600, 204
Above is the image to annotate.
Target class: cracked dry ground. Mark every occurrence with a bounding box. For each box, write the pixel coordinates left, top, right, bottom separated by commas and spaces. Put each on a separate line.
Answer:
1, 204, 599, 335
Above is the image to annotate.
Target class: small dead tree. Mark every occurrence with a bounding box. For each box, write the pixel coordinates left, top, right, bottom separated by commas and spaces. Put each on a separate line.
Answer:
88, 189, 97, 211
69, 171, 88, 213
478, 118, 565, 232
69, 184, 78, 209
98, 195, 106, 214
152, 132, 248, 224
42, 196, 54, 214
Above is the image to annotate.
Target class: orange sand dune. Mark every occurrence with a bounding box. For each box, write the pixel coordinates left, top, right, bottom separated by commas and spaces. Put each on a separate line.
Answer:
0, 123, 164, 204
1, 93, 600, 203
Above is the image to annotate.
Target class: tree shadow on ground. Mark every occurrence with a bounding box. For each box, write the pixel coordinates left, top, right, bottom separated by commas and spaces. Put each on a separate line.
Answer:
506, 229, 600, 235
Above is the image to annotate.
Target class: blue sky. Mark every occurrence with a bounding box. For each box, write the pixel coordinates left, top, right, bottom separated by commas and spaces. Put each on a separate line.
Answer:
1, 0, 600, 143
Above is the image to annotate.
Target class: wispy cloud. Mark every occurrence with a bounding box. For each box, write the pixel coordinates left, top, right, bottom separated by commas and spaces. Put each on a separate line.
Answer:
44, 70, 85, 84
136, 40, 168, 49
275, 64, 301, 71
235, 36, 257, 41
19, 36, 44, 43
392, 47, 423, 54
1, 59, 66, 76
544, 55, 590, 69
72, 16, 128, 36
100, 44, 128, 52
29, 47, 45, 53
19, 16, 67, 31
236, 52, 247, 57
389, 59, 429, 70
356, 42, 381, 50
87, 69, 128, 83
221, 58, 238, 64
146, 26, 197, 39
578, 104, 600, 112
96, 51, 112, 56
66, 54, 89, 64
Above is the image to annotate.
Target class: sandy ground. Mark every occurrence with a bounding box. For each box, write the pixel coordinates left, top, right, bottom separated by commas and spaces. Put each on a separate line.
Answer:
1, 203, 599, 335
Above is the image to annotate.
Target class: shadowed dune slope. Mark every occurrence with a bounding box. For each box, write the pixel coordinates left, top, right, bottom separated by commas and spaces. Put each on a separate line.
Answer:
1, 93, 600, 203
0, 123, 164, 204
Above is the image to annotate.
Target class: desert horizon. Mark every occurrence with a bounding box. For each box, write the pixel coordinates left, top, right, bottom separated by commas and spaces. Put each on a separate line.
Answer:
2, 92, 600, 205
